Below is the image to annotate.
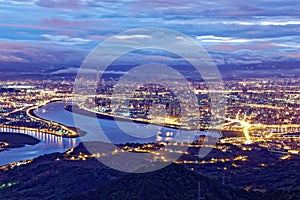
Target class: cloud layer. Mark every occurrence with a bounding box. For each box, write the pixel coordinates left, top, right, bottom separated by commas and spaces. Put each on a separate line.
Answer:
0, 0, 299, 69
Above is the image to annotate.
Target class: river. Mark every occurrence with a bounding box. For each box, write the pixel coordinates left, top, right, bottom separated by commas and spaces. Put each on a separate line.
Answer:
0, 101, 209, 166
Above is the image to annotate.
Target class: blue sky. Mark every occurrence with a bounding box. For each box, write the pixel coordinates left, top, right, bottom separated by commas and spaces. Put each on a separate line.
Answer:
0, 0, 300, 70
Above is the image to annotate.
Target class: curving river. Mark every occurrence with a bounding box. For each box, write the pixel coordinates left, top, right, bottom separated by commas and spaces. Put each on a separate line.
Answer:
0, 101, 209, 166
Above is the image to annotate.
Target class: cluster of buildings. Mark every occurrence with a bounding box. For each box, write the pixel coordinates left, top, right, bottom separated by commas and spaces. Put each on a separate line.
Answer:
0, 77, 299, 154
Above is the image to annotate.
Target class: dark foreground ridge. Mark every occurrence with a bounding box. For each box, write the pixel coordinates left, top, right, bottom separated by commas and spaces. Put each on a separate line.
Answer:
0, 143, 300, 200
0, 132, 40, 149
67, 163, 259, 200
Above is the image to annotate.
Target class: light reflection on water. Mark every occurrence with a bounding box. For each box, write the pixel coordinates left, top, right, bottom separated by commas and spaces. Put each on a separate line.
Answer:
0, 102, 200, 166
33, 102, 189, 144
0, 127, 79, 166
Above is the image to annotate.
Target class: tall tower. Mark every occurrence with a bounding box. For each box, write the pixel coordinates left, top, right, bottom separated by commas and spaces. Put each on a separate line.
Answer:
96, 65, 100, 82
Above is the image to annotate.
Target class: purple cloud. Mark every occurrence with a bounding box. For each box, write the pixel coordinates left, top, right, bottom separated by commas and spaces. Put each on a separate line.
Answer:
0, 0, 299, 70
36, 0, 85, 9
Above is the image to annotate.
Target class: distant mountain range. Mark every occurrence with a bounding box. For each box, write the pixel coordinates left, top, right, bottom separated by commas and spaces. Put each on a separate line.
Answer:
0, 60, 299, 81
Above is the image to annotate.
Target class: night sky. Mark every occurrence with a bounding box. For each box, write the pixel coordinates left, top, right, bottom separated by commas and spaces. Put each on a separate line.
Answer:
0, 0, 299, 72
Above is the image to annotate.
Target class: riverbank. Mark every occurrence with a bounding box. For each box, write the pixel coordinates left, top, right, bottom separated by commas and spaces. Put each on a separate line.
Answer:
64, 105, 237, 138
65, 105, 192, 130
26, 100, 86, 138
0, 132, 40, 150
